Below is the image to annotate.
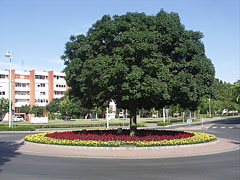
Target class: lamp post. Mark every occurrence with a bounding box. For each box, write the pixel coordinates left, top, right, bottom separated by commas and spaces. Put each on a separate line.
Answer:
5, 51, 12, 128
208, 98, 211, 118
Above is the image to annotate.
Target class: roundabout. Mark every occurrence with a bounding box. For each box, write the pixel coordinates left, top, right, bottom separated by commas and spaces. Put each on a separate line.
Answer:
24, 129, 216, 147
0, 117, 239, 180
17, 128, 238, 159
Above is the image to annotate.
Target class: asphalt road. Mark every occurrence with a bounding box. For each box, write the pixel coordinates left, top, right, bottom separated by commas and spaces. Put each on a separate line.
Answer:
0, 117, 239, 180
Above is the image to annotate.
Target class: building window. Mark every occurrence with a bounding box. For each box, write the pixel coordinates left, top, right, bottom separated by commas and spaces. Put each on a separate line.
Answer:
0, 91, 5, 95
37, 83, 45, 87
35, 75, 46, 80
40, 92, 46, 95
56, 84, 66, 88
54, 91, 64, 95
15, 83, 28, 87
0, 75, 6, 79
35, 99, 48, 103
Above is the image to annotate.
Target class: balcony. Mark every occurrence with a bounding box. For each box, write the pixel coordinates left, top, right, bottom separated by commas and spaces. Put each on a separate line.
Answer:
15, 101, 30, 107
54, 94, 64, 99
54, 78, 66, 84
0, 78, 8, 83
35, 102, 48, 107
15, 79, 30, 84
35, 79, 48, 84
15, 87, 30, 91
54, 87, 66, 92
15, 94, 30, 100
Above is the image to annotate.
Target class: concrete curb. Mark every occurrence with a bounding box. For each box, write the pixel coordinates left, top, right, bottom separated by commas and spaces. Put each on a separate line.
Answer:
16, 138, 240, 159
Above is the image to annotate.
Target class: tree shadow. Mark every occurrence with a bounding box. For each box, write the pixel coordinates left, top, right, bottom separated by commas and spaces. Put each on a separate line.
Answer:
0, 141, 23, 173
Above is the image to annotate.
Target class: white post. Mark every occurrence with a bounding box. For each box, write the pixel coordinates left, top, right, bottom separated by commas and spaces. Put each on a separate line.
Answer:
208, 98, 211, 118
126, 109, 128, 122
163, 107, 165, 123
5, 51, 12, 128
106, 107, 109, 129
9, 61, 12, 128
138, 110, 141, 124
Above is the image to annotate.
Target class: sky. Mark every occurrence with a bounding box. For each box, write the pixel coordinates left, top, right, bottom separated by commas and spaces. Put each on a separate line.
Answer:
0, 0, 239, 84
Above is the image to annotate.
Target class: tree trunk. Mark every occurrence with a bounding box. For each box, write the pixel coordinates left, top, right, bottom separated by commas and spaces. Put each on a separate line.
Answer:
130, 109, 137, 136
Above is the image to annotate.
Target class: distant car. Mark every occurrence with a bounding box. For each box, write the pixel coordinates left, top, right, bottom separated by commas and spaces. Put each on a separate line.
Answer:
13, 116, 24, 122
152, 114, 157, 118
119, 112, 124, 118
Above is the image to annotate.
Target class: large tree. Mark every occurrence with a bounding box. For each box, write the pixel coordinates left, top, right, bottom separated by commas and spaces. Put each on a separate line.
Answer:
62, 10, 215, 135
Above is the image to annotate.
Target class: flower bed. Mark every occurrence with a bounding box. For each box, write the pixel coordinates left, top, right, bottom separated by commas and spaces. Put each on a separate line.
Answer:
24, 129, 216, 147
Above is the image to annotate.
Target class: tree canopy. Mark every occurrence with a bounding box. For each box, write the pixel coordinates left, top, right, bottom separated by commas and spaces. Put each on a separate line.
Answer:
62, 10, 215, 135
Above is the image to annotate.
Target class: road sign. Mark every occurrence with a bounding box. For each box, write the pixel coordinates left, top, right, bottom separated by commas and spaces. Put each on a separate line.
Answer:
187, 119, 192, 123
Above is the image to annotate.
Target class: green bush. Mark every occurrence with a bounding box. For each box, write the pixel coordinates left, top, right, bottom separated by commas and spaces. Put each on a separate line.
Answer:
157, 122, 172, 126
0, 125, 36, 131
137, 123, 145, 127
72, 115, 77, 119
48, 112, 55, 120
55, 114, 62, 120
32, 122, 130, 129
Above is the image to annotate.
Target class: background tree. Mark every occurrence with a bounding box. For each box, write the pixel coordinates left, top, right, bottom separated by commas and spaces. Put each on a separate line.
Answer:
0, 98, 9, 120
62, 10, 215, 135
20, 104, 31, 115
59, 94, 88, 118
198, 79, 240, 114
30, 105, 44, 117
46, 98, 63, 113
232, 80, 240, 104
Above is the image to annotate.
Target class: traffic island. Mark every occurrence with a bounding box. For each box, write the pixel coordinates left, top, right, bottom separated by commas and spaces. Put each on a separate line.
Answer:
24, 129, 216, 147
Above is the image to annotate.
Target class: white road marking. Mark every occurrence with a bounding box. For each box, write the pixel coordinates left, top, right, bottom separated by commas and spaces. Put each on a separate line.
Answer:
221, 127, 226, 129
229, 127, 234, 129
212, 127, 217, 129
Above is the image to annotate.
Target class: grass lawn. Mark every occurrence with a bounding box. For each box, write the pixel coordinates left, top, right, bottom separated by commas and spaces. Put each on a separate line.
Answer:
0, 116, 200, 131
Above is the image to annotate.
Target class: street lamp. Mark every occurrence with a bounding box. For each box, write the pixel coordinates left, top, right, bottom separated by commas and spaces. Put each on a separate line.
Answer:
5, 51, 12, 128
208, 98, 211, 118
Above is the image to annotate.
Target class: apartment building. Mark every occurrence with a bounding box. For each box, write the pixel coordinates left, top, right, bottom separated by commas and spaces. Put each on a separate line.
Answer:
0, 70, 68, 120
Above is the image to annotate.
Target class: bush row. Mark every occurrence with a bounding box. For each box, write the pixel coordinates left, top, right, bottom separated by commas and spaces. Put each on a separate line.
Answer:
0, 125, 36, 131
32, 122, 130, 129
157, 122, 172, 126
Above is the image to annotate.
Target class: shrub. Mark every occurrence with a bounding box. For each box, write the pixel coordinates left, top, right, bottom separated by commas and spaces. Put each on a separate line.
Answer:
0, 125, 36, 131
157, 122, 172, 126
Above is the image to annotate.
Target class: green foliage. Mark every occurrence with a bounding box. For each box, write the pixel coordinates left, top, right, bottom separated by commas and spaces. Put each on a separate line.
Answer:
0, 98, 9, 119
137, 123, 145, 127
59, 94, 88, 116
30, 105, 45, 117
0, 125, 36, 131
48, 112, 55, 120
232, 80, 240, 104
62, 10, 215, 134
20, 104, 31, 114
198, 79, 240, 113
157, 122, 172, 126
62, 10, 214, 111
46, 98, 63, 113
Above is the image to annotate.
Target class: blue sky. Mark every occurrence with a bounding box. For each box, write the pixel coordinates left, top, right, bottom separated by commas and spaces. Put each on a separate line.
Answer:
0, 0, 239, 84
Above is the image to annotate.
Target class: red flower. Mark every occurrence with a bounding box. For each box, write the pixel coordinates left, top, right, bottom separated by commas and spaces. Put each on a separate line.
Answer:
45, 130, 194, 142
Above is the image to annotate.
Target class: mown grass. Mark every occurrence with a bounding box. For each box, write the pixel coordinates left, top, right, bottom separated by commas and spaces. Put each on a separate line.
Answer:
0, 116, 200, 131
